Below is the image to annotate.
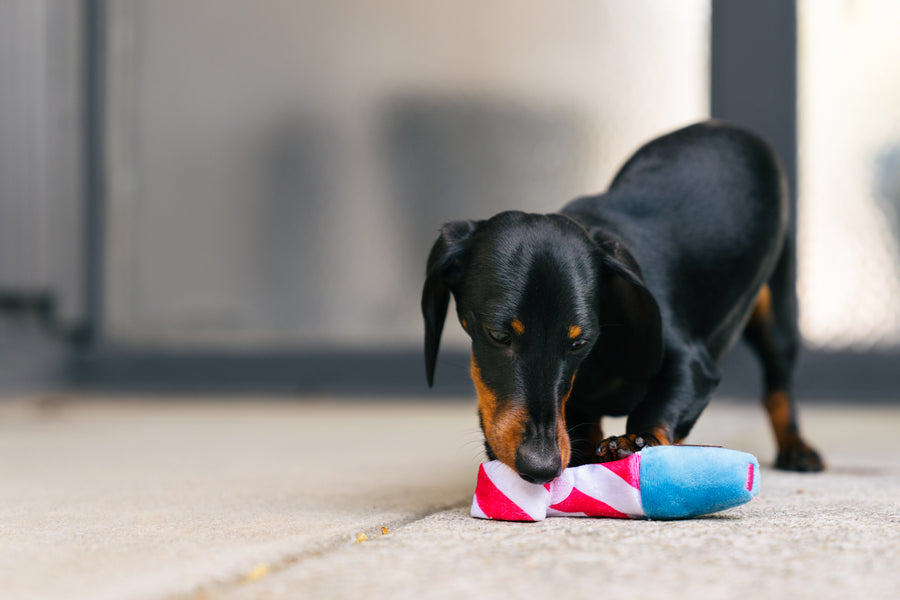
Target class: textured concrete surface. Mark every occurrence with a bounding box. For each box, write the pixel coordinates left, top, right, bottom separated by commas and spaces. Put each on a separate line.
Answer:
0, 396, 898, 600
0, 397, 479, 600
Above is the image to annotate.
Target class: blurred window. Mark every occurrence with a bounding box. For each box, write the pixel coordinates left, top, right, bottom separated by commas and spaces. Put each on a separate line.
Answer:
797, 0, 900, 349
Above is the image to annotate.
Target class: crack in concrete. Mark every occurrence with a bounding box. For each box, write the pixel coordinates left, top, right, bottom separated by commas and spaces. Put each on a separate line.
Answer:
179, 500, 469, 600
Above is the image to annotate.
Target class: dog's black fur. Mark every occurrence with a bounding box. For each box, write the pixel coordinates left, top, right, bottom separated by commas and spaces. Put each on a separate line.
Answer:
423, 121, 824, 484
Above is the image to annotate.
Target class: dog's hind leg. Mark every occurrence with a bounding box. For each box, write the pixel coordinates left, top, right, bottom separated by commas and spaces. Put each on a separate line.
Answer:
743, 236, 825, 471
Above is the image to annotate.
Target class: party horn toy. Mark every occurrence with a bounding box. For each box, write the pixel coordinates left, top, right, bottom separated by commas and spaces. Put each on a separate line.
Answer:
471, 445, 759, 521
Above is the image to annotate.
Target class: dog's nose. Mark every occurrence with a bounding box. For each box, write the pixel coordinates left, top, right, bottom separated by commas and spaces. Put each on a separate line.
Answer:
515, 443, 562, 485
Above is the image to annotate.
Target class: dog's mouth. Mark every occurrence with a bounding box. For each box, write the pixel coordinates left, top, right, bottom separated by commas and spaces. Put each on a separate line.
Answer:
480, 413, 570, 485
477, 403, 527, 469
471, 358, 573, 484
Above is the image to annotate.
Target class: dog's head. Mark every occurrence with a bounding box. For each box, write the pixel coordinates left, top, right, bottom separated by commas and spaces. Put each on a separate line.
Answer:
422, 211, 662, 483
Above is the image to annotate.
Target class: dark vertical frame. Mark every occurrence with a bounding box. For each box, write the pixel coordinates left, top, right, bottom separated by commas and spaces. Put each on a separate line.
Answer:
710, 0, 800, 398
711, 0, 797, 208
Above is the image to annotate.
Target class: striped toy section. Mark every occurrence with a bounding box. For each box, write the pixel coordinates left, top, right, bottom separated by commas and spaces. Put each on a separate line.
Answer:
471, 454, 645, 522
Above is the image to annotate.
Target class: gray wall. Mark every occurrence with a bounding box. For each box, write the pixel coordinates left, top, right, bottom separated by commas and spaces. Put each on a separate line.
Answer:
98, 0, 709, 351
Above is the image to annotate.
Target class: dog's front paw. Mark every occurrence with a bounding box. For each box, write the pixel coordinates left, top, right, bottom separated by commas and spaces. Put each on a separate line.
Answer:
596, 433, 659, 462
775, 441, 825, 472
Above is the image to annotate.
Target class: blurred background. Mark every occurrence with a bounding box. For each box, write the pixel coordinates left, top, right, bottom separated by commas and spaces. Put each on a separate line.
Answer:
0, 0, 897, 400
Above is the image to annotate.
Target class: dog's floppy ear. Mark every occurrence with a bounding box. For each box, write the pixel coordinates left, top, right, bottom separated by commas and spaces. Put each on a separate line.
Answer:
597, 249, 664, 382
421, 220, 478, 386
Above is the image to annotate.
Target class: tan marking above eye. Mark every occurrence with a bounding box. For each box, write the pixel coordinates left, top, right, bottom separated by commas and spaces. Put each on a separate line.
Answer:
568, 325, 583, 339
511, 319, 525, 335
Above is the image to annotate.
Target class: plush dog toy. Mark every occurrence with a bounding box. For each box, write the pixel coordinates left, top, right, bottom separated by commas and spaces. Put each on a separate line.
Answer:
471, 446, 759, 521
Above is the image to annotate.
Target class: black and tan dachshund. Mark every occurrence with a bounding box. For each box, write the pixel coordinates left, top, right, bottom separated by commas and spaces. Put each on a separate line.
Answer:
422, 120, 824, 484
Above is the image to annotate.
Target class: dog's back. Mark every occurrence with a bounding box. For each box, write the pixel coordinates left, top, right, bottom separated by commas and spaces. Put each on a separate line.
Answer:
561, 121, 788, 357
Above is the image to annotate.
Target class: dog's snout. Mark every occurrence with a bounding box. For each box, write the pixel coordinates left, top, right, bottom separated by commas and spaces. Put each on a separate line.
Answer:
515, 438, 562, 485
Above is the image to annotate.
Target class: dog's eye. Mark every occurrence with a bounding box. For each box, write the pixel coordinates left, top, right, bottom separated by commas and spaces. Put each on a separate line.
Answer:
486, 328, 512, 346
570, 339, 588, 352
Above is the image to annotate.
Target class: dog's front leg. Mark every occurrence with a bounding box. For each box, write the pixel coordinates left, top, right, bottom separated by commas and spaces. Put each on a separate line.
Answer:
596, 344, 720, 462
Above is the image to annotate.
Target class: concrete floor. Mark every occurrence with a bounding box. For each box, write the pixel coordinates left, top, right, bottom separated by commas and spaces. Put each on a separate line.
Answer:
0, 394, 898, 600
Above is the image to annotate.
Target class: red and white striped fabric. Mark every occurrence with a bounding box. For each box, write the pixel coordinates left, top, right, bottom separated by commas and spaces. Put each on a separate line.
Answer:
471, 453, 644, 522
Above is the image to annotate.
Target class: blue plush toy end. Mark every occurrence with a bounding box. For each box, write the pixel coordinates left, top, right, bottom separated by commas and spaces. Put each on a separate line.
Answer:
639, 445, 760, 519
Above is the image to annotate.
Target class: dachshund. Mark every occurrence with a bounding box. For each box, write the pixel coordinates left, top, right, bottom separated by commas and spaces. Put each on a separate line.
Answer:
422, 120, 824, 484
